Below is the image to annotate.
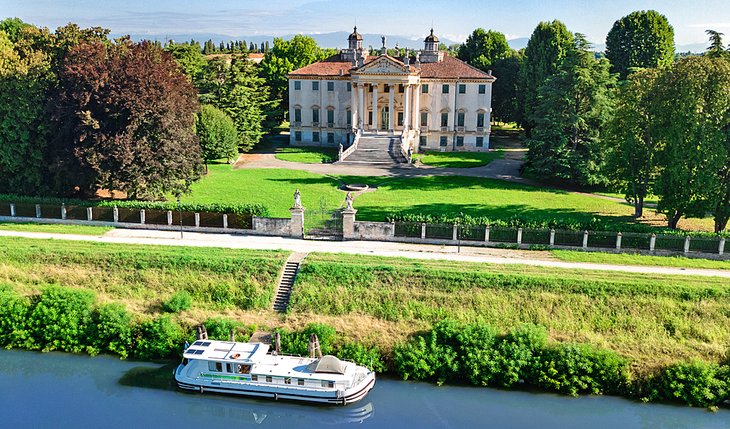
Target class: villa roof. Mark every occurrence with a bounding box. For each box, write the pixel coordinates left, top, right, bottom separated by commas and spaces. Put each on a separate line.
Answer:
289, 53, 494, 80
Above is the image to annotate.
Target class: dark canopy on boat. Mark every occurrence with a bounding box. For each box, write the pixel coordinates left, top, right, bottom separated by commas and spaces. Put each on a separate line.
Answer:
307, 355, 346, 374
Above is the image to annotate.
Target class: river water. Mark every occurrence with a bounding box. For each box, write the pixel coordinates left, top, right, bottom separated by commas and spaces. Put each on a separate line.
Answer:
0, 350, 727, 429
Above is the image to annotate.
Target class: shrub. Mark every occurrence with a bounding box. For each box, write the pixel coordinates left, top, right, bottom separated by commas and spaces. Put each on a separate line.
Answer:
393, 320, 462, 384
275, 323, 338, 356
203, 317, 255, 342
647, 361, 729, 407
28, 285, 95, 353
337, 342, 387, 373
533, 343, 631, 396
456, 322, 499, 386
162, 291, 192, 313
132, 315, 185, 360
492, 324, 548, 387
0, 288, 35, 349
91, 303, 133, 358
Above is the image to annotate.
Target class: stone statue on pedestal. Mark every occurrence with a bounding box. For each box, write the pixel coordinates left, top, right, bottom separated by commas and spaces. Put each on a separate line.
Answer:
345, 192, 354, 210
293, 189, 302, 209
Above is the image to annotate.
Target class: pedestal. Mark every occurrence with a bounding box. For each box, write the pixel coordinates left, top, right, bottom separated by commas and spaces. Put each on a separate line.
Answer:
342, 208, 357, 240
289, 207, 305, 238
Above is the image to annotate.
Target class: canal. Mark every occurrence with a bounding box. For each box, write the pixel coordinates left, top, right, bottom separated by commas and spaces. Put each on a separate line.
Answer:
0, 350, 727, 428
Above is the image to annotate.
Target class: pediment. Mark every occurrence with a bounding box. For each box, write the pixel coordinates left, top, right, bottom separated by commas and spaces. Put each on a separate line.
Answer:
355, 56, 409, 75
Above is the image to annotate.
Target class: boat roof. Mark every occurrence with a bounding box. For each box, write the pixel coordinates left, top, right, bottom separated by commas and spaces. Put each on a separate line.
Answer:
184, 340, 270, 362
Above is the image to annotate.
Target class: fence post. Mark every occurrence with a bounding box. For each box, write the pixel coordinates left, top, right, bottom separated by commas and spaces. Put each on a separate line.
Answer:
683, 236, 690, 254
9, 203, 15, 217
484, 225, 490, 242
113, 206, 119, 223
452, 224, 458, 241
35, 204, 41, 218
616, 232, 622, 251
517, 227, 522, 245
167, 211, 173, 226
720, 238, 725, 256
582, 231, 589, 249
194, 213, 200, 228
421, 223, 426, 240
140, 209, 145, 225
649, 234, 656, 252
549, 229, 555, 246
86, 207, 93, 221
61, 204, 67, 220
222, 214, 228, 229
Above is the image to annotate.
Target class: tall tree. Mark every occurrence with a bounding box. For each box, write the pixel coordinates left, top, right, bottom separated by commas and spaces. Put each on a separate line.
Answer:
490, 50, 523, 124
603, 68, 662, 217
605, 10, 675, 79
524, 35, 616, 186
164, 41, 206, 84
196, 104, 238, 169
51, 40, 203, 199
706, 30, 727, 58
519, 20, 574, 136
457, 28, 510, 70
652, 56, 730, 230
0, 17, 30, 43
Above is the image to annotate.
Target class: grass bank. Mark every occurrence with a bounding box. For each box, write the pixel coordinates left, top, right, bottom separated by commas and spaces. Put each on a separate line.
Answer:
274, 147, 338, 164
415, 150, 504, 168
0, 222, 113, 235
289, 252, 730, 373
552, 250, 730, 270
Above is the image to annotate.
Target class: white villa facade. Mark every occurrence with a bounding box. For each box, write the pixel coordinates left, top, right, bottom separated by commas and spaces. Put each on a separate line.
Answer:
288, 28, 496, 155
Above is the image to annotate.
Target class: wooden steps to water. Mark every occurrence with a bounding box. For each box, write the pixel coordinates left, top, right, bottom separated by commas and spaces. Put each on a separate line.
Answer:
272, 252, 308, 312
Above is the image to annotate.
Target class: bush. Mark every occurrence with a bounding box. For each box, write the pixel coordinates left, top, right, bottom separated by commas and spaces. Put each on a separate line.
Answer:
203, 317, 255, 342
162, 291, 192, 313
647, 361, 729, 407
132, 315, 185, 360
0, 287, 34, 349
337, 342, 387, 373
490, 324, 548, 388
28, 285, 95, 353
275, 323, 338, 356
91, 303, 133, 358
393, 320, 462, 384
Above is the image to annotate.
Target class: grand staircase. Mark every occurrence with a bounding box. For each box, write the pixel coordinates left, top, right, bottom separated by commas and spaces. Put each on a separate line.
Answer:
338, 134, 409, 165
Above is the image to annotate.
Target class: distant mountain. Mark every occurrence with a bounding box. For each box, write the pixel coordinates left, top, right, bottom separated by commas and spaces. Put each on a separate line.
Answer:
119, 31, 460, 50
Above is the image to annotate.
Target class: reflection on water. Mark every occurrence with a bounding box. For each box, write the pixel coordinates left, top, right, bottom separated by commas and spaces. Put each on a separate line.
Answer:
0, 350, 727, 429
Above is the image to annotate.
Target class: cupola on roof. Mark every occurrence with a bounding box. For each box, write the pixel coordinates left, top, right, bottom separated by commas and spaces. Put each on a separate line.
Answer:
424, 28, 439, 43
348, 26, 363, 41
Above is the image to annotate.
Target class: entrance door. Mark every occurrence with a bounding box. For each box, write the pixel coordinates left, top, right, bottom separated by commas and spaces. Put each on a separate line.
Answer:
381, 106, 389, 130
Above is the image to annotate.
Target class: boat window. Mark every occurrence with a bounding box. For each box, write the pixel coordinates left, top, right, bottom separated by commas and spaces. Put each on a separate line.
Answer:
251, 375, 258, 381
208, 361, 222, 372
226, 363, 232, 373
266, 376, 273, 383
236, 364, 251, 374
284, 377, 291, 385
321, 380, 334, 388
298, 379, 305, 386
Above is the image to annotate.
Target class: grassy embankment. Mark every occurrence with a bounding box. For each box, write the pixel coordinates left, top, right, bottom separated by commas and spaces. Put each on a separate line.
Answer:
274, 147, 338, 164
0, 222, 113, 235
181, 165, 717, 232
552, 250, 730, 270
415, 150, 504, 168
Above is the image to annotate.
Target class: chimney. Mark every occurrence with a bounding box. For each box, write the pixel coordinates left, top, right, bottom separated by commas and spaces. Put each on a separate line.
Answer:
488, 69, 492, 76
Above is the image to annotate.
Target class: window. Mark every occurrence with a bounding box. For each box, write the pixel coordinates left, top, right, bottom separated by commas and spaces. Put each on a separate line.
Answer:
327, 132, 334, 144
478, 84, 486, 94
439, 136, 448, 147
442, 84, 449, 94
419, 136, 427, 147
321, 380, 335, 388
477, 112, 485, 128
457, 112, 465, 127
347, 82, 352, 92
294, 131, 302, 141
456, 136, 464, 147
420, 111, 428, 127
440, 112, 449, 127
458, 84, 466, 94
368, 84, 374, 92
251, 375, 258, 381
346, 109, 351, 126
236, 364, 251, 374
327, 109, 334, 124
294, 108, 301, 123
421, 84, 429, 93
368, 111, 373, 125
312, 108, 320, 124
294, 81, 301, 90
298, 379, 305, 386
312, 132, 320, 142
284, 377, 292, 385
399, 84, 404, 93
476, 137, 484, 147
226, 363, 233, 373
397, 112, 404, 126
266, 376, 273, 383
312, 81, 319, 91
208, 361, 222, 372
384, 84, 390, 93
327, 81, 334, 91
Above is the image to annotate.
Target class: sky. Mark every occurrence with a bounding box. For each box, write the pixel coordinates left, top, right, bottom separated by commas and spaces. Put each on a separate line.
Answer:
2, 0, 729, 46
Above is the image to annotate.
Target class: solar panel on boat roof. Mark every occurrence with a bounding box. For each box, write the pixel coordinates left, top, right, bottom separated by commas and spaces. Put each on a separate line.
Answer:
200, 342, 211, 347
192, 341, 203, 346
194, 349, 204, 355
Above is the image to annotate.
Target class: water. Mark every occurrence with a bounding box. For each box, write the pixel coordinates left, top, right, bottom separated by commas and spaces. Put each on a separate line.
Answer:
0, 350, 727, 429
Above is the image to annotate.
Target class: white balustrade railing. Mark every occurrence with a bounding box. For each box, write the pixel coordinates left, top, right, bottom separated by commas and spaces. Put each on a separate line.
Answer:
339, 129, 362, 162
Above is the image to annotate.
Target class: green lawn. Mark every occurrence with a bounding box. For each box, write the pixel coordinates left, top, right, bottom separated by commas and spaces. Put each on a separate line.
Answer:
0, 222, 113, 235
275, 147, 338, 164
416, 150, 504, 168
552, 250, 730, 270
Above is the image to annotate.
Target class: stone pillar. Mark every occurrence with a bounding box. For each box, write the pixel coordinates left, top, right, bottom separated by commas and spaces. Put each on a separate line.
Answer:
139, 209, 145, 225
452, 224, 458, 241
649, 234, 656, 252
86, 207, 93, 221
403, 84, 411, 131
517, 228, 523, 245
167, 211, 173, 226
222, 214, 228, 229
412, 84, 421, 130
550, 229, 555, 246
61, 204, 67, 220
357, 84, 365, 130
582, 230, 589, 249
616, 232, 622, 251
9, 203, 15, 217
35, 204, 41, 218
342, 208, 357, 240
421, 223, 426, 239
388, 84, 395, 131
683, 236, 691, 254
351, 82, 358, 131
113, 206, 119, 223
484, 225, 490, 242
289, 207, 305, 238
194, 213, 200, 228
372, 83, 379, 130
719, 237, 725, 255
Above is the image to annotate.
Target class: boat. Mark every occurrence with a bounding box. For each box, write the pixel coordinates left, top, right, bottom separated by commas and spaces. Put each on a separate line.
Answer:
174, 339, 376, 405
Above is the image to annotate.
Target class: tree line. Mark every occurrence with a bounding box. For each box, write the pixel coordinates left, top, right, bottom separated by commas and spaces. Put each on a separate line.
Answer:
456, 11, 730, 232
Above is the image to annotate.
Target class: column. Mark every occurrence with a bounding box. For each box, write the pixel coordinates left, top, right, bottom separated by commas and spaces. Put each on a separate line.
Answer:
412, 83, 420, 129
372, 83, 379, 130
403, 84, 411, 131
351, 82, 357, 131
357, 84, 365, 130
388, 84, 395, 131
